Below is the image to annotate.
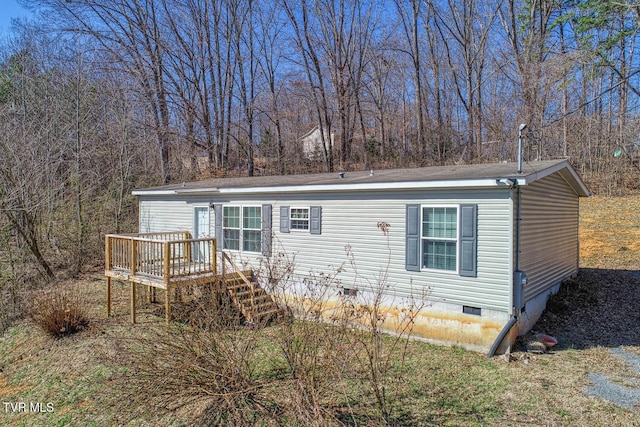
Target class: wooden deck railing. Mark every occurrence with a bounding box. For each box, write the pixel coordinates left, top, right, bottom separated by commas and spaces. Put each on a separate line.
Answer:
105, 232, 217, 284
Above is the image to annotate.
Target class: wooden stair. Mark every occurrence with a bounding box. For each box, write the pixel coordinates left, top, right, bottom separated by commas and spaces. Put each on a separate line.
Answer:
223, 271, 283, 325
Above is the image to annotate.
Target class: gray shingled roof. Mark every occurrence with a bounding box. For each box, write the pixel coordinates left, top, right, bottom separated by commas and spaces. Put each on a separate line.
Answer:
134, 159, 590, 196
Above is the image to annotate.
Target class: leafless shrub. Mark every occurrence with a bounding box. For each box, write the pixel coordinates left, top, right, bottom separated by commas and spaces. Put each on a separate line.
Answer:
28, 284, 90, 338
262, 222, 428, 425
259, 243, 296, 289
337, 222, 429, 425
273, 268, 352, 426
104, 301, 279, 427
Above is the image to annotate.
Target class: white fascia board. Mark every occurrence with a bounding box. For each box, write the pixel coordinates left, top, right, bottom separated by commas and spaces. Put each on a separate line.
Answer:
520, 161, 590, 196
217, 178, 516, 194
520, 161, 565, 184
132, 187, 220, 196
175, 188, 220, 194
132, 189, 178, 196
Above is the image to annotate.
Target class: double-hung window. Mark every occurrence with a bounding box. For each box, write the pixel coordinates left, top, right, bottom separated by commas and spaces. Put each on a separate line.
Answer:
222, 205, 262, 252
223, 206, 241, 250
422, 207, 458, 271
290, 208, 310, 230
242, 206, 262, 252
279, 206, 321, 234
405, 203, 476, 276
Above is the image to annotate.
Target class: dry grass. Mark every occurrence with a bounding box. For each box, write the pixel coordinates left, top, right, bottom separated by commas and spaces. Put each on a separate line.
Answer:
1, 196, 639, 426
580, 195, 640, 270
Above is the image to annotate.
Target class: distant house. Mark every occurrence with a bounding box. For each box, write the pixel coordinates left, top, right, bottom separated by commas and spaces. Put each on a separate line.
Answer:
299, 126, 334, 158
133, 159, 589, 354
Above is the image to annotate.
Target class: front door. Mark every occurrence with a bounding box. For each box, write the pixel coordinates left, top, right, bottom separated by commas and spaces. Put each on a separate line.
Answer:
193, 207, 210, 261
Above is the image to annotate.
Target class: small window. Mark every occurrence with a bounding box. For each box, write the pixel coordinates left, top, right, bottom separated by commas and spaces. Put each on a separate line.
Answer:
422, 207, 458, 271
290, 208, 310, 230
279, 206, 321, 234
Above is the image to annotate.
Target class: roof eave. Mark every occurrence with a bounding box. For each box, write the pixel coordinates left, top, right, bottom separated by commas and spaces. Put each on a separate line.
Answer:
132, 187, 221, 196
519, 160, 590, 197
217, 178, 516, 194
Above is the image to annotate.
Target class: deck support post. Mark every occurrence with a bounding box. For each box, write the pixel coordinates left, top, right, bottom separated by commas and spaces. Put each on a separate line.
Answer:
106, 277, 112, 317
131, 282, 137, 324
164, 241, 172, 324
165, 286, 171, 324
148, 285, 157, 303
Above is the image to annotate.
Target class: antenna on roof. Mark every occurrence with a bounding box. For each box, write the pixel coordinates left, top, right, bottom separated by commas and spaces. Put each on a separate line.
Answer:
517, 124, 527, 174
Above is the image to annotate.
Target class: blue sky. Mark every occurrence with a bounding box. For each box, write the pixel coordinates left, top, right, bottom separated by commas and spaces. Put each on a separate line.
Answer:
0, 0, 32, 35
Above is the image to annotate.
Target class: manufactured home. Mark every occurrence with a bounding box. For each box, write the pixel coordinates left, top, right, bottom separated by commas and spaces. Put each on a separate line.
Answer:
130, 159, 589, 354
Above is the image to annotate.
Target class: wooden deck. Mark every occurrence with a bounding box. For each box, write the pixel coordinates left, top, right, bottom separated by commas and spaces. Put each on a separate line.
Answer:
105, 231, 218, 323
105, 232, 283, 325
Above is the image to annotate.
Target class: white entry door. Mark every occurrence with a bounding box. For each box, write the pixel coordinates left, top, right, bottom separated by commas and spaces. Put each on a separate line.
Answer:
193, 207, 210, 261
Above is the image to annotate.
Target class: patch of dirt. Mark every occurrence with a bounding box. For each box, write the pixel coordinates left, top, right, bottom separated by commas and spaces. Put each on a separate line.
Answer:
532, 269, 640, 349
0, 375, 28, 394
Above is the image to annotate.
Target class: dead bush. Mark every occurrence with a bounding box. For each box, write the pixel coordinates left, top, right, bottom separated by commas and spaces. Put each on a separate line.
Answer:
337, 223, 428, 425
28, 284, 90, 337
104, 298, 280, 427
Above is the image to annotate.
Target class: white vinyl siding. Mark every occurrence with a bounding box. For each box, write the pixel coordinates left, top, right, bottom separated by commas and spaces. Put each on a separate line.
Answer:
518, 172, 580, 301
269, 190, 511, 312
138, 189, 513, 312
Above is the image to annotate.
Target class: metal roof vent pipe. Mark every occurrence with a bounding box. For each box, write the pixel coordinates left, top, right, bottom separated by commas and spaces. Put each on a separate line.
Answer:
338, 172, 345, 179
517, 124, 527, 174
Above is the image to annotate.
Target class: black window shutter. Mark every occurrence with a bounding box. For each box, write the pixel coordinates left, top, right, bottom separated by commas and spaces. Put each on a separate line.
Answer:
280, 206, 290, 233
310, 206, 322, 234
405, 204, 420, 271
214, 204, 223, 250
262, 204, 272, 256
459, 204, 477, 277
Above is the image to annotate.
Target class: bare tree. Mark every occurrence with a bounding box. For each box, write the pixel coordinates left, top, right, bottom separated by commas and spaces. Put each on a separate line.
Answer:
230, 0, 257, 176
282, 0, 335, 172
0, 43, 62, 279
498, 0, 564, 154
431, 0, 498, 160
393, 0, 427, 159
26, 0, 174, 183
255, 0, 287, 174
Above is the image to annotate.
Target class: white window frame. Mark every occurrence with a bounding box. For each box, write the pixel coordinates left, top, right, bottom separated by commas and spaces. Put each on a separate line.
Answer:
241, 205, 262, 253
221, 205, 263, 253
222, 206, 241, 251
289, 207, 310, 231
420, 204, 459, 273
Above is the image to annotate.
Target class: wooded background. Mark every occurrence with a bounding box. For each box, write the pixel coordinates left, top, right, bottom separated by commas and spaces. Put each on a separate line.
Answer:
0, 0, 638, 295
